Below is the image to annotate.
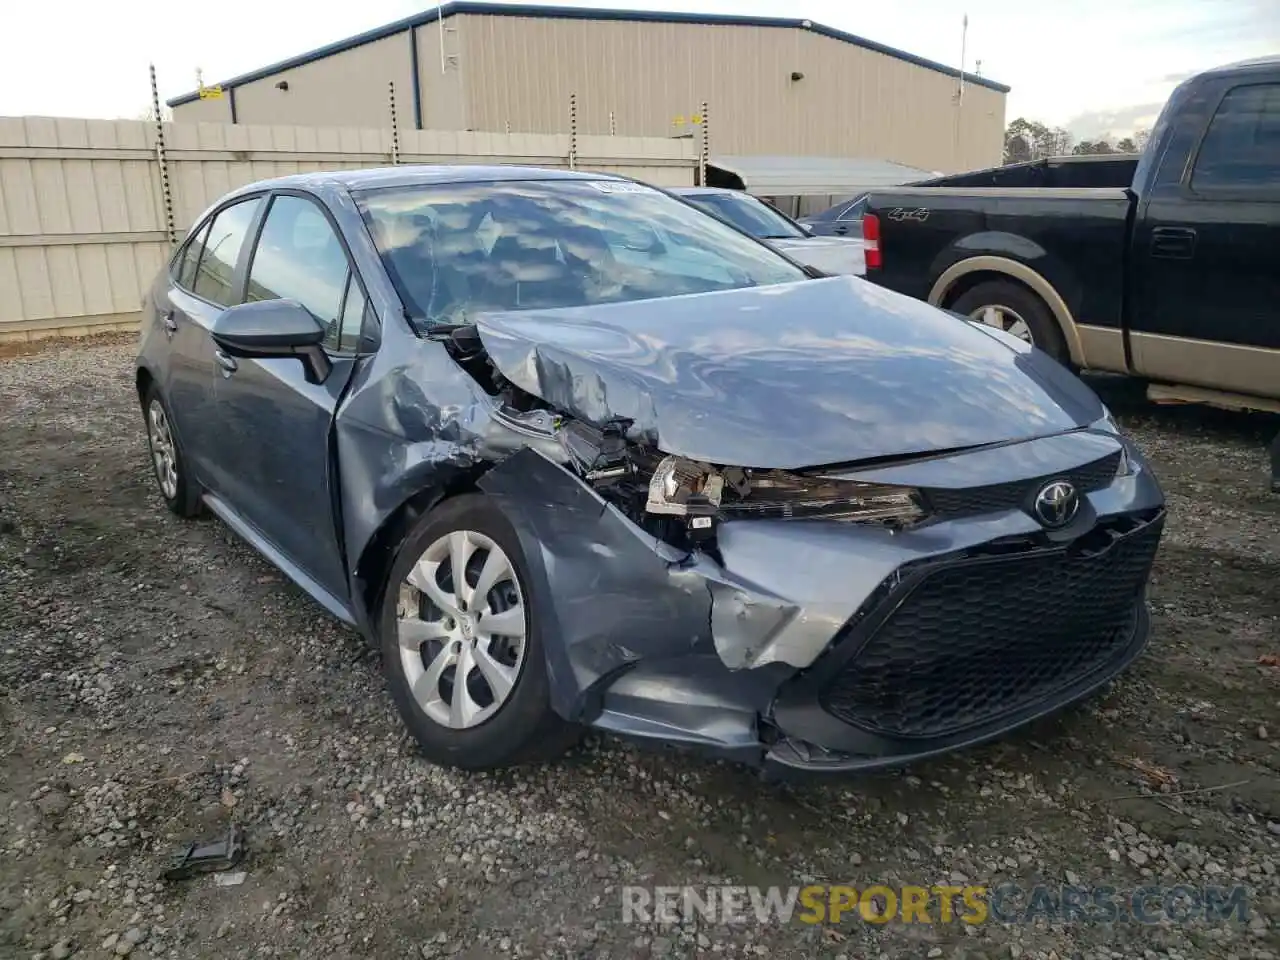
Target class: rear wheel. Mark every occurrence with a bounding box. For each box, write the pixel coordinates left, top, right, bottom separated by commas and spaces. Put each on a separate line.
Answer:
143, 385, 200, 518
950, 279, 1069, 365
378, 494, 577, 769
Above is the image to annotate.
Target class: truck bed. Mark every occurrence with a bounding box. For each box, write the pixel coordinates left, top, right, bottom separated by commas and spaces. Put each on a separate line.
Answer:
858, 54, 1280, 417
869, 188, 1133, 331
914, 155, 1140, 190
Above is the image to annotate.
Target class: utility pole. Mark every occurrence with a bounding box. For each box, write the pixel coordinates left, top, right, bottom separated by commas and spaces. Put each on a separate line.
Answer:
389, 81, 401, 164
953, 14, 968, 169
150, 64, 176, 246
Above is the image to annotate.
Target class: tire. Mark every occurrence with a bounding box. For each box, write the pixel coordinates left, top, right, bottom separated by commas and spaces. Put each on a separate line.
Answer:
377, 493, 577, 770
142, 384, 201, 518
950, 279, 1070, 365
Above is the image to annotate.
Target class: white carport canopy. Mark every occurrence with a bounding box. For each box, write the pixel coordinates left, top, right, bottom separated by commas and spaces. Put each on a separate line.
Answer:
708, 155, 939, 196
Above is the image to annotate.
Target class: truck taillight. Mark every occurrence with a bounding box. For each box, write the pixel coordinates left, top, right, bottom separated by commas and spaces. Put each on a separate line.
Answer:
862, 213, 882, 270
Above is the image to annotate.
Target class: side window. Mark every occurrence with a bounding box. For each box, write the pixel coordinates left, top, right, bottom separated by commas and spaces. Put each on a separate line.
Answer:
837, 197, 868, 221
1191, 83, 1280, 192
175, 220, 211, 289
337, 276, 368, 353
192, 197, 263, 306
245, 195, 357, 351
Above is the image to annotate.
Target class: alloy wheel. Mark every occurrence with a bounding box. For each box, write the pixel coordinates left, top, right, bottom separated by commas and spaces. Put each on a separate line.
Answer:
396, 529, 528, 729
970, 304, 1034, 344
146, 399, 179, 499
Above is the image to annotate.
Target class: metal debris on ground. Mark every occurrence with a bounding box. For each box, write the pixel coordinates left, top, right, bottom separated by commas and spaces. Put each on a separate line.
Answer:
163, 824, 246, 881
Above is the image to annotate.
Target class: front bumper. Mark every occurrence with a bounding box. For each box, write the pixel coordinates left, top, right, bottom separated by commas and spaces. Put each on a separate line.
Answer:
481, 427, 1165, 774
763, 508, 1163, 775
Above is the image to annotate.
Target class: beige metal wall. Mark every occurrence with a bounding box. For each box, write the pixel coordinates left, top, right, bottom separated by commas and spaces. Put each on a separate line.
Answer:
457, 15, 1005, 172
171, 16, 1006, 173
172, 94, 232, 124
0, 116, 695, 342
233, 33, 417, 128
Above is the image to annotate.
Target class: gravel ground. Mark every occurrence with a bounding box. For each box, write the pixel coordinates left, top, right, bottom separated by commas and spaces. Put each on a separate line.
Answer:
1, 337, 1278, 960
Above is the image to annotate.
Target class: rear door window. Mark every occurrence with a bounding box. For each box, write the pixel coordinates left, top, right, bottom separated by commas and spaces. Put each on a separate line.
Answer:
175, 220, 211, 289
1191, 83, 1280, 192
192, 197, 263, 306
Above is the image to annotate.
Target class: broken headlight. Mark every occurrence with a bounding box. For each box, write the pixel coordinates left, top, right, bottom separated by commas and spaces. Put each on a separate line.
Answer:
643, 456, 925, 526
646, 457, 724, 516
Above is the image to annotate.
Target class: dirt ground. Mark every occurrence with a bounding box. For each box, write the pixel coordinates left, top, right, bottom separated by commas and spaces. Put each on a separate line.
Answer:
1, 338, 1278, 960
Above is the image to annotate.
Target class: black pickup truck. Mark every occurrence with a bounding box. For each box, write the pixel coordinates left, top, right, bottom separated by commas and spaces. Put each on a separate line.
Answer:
861, 56, 1279, 423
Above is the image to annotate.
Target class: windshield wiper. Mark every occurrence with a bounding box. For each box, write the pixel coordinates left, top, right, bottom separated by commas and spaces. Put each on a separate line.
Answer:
423, 321, 483, 353
423, 321, 473, 340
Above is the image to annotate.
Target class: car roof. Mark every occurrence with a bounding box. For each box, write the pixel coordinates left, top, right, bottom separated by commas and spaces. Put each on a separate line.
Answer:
229, 164, 625, 198
1202, 54, 1280, 77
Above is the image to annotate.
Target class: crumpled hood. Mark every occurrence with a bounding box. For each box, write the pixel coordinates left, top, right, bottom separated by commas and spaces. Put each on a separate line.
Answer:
475, 276, 1105, 469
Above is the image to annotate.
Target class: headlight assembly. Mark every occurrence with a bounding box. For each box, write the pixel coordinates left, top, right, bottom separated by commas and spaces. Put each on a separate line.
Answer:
643, 456, 925, 526
1087, 410, 1139, 477
1094, 407, 1122, 435
1114, 444, 1140, 479
645, 456, 724, 516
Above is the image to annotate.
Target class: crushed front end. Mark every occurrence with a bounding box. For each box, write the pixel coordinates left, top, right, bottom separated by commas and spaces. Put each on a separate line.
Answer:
476, 407, 1164, 776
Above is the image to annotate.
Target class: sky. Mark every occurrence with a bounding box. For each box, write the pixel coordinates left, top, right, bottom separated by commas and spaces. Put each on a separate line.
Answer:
3, 0, 1278, 138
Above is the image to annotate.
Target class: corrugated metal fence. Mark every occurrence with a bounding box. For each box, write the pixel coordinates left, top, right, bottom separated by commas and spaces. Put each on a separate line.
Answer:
0, 116, 696, 342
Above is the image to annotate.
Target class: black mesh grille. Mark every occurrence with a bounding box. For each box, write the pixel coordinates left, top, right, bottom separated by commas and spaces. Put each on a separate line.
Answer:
922, 451, 1121, 519
822, 513, 1162, 739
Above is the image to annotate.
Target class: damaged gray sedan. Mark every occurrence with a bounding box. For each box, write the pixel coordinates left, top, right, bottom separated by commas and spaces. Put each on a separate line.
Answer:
136, 166, 1165, 775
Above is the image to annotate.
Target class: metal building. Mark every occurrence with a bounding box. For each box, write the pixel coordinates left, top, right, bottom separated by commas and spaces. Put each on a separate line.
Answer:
168, 2, 1009, 173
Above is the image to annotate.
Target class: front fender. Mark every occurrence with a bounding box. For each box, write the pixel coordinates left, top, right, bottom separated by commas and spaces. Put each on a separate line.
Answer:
477, 449, 714, 721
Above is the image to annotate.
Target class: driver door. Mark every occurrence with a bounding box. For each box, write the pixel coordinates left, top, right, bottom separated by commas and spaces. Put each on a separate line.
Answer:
207, 192, 371, 610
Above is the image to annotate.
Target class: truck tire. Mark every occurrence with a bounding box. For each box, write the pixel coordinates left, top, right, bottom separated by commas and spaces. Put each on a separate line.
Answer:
950, 280, 1070, 365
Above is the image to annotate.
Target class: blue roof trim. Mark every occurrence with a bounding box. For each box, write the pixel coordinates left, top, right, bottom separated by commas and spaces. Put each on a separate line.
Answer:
167, 1, 1009, 106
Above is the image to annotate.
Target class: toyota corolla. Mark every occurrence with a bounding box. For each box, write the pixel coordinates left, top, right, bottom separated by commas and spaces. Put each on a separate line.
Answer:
136, 166, 1165, 774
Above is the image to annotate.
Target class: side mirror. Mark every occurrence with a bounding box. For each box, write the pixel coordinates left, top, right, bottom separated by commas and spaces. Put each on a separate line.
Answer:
211, 299, 332, 384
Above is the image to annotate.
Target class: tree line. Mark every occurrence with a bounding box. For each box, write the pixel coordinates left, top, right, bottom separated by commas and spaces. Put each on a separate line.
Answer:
1004, 118, 1150, 164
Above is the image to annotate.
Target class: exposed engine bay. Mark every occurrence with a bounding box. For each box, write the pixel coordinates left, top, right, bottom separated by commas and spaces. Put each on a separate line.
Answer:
437, 321, 926, 554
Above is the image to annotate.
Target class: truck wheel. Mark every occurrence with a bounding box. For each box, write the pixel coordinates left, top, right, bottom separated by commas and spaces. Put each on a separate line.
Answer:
377, 493, 578, 770
951, 280, 1069, 365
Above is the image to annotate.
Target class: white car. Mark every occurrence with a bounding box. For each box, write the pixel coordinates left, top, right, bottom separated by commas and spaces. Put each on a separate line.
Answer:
673, 187, 865, 277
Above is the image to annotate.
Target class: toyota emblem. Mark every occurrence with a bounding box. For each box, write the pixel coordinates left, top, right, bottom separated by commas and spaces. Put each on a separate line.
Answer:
1033, 480, 1080, 529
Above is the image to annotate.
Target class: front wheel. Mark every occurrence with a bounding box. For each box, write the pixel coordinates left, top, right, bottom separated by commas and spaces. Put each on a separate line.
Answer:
950, 279, 1069, 365
377, 494, 577, 769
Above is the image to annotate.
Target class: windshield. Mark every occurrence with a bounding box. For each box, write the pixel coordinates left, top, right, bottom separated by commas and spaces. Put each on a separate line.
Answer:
683, 192, 806, 239
356, 179, 806, 325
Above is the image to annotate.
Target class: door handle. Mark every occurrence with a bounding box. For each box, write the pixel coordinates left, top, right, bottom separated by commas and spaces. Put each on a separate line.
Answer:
833, 224, 849, 236
1150, 226, 1196, 259
162, 311, 178, 335
214, 349, 238, 375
